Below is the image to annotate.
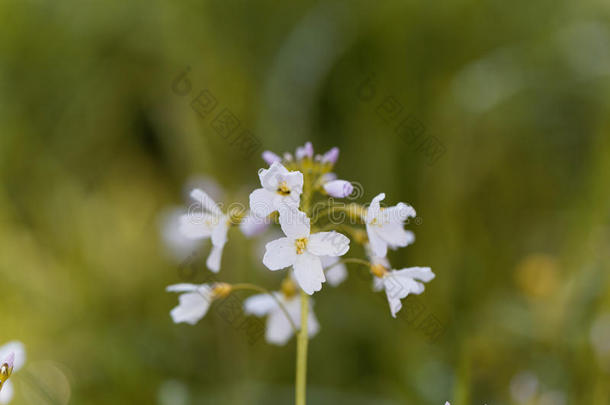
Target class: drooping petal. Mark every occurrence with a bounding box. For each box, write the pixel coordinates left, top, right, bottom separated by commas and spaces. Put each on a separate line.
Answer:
293, 252, 325, 295
190, 188, 223, 217
244, 294, 278, 316
279, 208, 310, 240
365, 193, 385, 223
206, 244, 224, 273
249, 188, 278, 218
263, 237, 297, 270
0, 342, 25, 373
160, 208, 203, 262
170, 291, 212, 325
366, 224, 388, 258
372, 276, 385, 292
0, 380, 14, 404
385, 288, 403, 318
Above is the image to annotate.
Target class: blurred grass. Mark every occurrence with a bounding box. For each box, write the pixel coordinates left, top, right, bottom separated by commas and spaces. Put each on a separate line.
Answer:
1, 0, 609, 404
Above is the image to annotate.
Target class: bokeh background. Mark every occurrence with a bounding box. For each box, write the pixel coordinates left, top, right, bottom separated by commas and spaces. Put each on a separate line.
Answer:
1, 0, 610, 404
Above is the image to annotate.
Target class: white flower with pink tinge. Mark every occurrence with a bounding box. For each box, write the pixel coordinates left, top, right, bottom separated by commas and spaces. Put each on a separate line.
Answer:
249, 162, 303, 218
364, 193, 416, 258
263, 207, 350, 295
179, 189, 230, 273
0, 341, 25, 404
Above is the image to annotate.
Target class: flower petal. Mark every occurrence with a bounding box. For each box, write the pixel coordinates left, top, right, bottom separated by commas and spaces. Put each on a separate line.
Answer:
395, 267, 435, 283
170, 291, 212, 325
249, 188, 278, 218
279, 207, 310, 240
211, 219, 229, 248
323, 180, 353, 198
365, 193, 385, 223
178, 212, 216, 239
190, 188, 223, 217
366, 224, 388, 257
260, 161, 290, 190
293, 252, 325, 295
308, 232, 350, 257
321, 256, 347, 287
265, 308, 296, 345
263, 237, 297, 270
166, 283, 200, 293
206, 244, 224, 273
378, 223, 414, 248
0, 380, 14, 404
244, 294, 278, 316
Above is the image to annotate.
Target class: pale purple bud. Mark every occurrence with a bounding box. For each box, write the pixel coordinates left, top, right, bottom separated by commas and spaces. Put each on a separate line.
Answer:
295, 142, 314, 160
283, 152, 294, 161
320, 172, 337, 183
323, 180, 353, 198
262, 151, 281, 165
322, 147, 339, 164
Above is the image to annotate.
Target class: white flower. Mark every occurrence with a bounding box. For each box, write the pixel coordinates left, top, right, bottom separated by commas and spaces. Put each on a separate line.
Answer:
179, 189, 230, 272
249, 162, 303, 218
372, 265, 435, 318
166, 283, 214, 325
323, 180, 353, 198
244, 292, 319, 345
263, 207, 350, 294
0, 341, 25, 404
321, 256, 347, 287
364, 193, 416, 257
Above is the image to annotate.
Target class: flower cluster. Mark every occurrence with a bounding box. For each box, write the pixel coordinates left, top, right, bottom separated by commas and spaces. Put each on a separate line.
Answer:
163, 141, 434, 345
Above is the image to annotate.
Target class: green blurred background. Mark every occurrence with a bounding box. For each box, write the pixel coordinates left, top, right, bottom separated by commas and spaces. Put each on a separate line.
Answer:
1, 0, 609, 404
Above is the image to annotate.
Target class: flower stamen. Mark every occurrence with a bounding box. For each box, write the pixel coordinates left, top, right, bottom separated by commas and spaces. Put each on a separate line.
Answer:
277, 181, 291, 196
212, 283, 232, 298
370, 263, 388, 278
295, 237, 308, 254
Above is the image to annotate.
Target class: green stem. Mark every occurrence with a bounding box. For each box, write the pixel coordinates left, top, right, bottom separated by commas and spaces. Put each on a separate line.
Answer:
295, 290, 309, 405
324, 257, 371, 273
229, 283, 298, 333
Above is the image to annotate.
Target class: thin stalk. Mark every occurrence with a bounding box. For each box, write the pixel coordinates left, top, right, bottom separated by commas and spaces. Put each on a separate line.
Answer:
295, 290, 309, 405
324, 258, 371, 273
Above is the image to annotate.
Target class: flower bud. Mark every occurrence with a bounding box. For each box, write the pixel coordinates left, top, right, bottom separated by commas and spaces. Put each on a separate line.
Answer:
295, 142, 314, 160
323, 180, 353, 198
321, 147, 339, 164
262, 151, 281, 165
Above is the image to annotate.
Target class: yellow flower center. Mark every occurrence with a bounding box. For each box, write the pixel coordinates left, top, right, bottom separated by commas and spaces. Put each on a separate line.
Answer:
295, 237, 308, 254
277, 181, 291, 196
370, 263, 388, 278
